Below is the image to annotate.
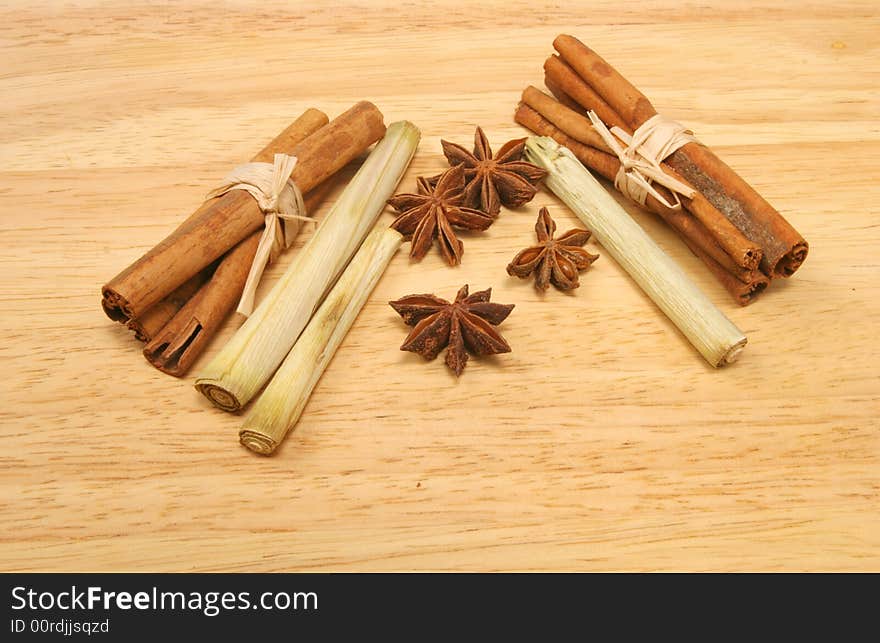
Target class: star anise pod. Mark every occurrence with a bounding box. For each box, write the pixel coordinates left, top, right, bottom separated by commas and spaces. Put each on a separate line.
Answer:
438, 126, 547, 216
507, 207, 599, 291
389, 284, 514, 376
387, 164, 494, 266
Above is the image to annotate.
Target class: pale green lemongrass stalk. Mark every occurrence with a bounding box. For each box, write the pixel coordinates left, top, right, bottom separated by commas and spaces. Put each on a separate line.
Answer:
195, 121, 420, 410
240, 226, 403, 455
524, 136, 746, 367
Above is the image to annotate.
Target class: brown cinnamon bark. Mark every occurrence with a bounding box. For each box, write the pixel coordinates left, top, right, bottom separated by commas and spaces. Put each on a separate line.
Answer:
552, 36, 655, 132
101, 108, 329, 323
101, 102, 385, 322
515, 103, 619, 180
553, 34, 808, 277
143, 234, 259, 377
515, 103, 761, 303
543, 74, 591, 118
664, 146, 808, 277
681, 237, 770, 306
126, 268, 212, 342
515, 104, 741, 271
518, 91, 761, 272
141, 160, 338, 376
522, 86, 611, 152
543, 55, 629, 131
652, 198, 760, 284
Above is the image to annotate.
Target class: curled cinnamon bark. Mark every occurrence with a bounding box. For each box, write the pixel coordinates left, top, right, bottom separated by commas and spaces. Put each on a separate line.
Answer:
126, 268, 212, 342
520, 86, 760, 272
101, 102, 386, 322
552, 35, 808, 278
682, 238, 770, 307
522, 86, 611, 152
143, 234, 259, 377
514, 103, 619, 180
665, 145, 808, 277
552, 36, 656, 132
142, 167, 337, 376
543, 55, 629, 131
515, 103, 762, 302
543, 74, 591, 118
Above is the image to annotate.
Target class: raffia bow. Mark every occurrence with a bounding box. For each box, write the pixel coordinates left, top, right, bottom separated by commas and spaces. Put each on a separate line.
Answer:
587, 111, 697, 210
207, 153, 313, 316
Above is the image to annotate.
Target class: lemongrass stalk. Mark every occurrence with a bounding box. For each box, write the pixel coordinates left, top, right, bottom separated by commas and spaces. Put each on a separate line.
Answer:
524, 136, 746, 367
195, 122, 420, 410
240, 226, 403, 455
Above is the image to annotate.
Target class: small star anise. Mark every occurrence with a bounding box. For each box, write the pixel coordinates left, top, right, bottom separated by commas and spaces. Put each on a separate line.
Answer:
507, 207, 599, 291
438, 126, 547, 216
389, 285, 514, 376
387, 164, 494, 266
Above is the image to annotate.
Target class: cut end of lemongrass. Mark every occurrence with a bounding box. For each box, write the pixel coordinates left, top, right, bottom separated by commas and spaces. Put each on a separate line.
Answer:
239, 226, 403, 455
719, 337, 748, 366
194, 122, 420, 411
239, 430, 277, 455
194, 380, 242, 412
524, 135, 747, 368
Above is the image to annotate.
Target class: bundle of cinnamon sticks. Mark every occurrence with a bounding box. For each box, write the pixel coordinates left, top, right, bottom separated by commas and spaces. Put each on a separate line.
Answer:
515, 35, 808, 305
101, 102, 387, 375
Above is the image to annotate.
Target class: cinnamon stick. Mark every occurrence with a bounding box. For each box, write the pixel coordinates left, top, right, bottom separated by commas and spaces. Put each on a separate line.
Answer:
195, 121, 420, 412
124, 108, 330, 344
126, 268, 212, 342
552, 34, 808, 277
665, 145, 808, 276
552, 37, 655, 133
102, 102, 386, 322
522, 85, 611, 152
515, 103, 619, 180
101, 108, 329, 322
143, 234, 258, 377
526, 136, 747, 367
515, 103, 761, 302
543, 74, 591, 118
142, 180, 336, 377
543, 55, 629, 131
650, 194, 762, 284
681, 237, 770, 307
520, 86, 761, 273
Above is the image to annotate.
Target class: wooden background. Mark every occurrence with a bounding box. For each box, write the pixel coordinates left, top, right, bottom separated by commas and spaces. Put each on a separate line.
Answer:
1, 0, 878, 572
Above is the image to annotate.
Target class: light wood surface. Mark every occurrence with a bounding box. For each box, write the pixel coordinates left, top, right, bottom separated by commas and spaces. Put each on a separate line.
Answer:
1, 1, 878, 572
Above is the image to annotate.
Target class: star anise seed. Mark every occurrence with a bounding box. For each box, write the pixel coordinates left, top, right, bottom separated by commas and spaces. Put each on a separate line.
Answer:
507, 207, 599, 291
389, 284, 514, 376
437, 126, 548, 216
387, 165, 494, 266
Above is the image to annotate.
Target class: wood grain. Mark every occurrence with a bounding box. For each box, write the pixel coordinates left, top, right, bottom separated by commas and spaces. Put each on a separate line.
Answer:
0, 0, 878, 572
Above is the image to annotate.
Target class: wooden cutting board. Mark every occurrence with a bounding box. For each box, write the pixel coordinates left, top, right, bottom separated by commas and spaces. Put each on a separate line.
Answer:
1, 1, 877, 571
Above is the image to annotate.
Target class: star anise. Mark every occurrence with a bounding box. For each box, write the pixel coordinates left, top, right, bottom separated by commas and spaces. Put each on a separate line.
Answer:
387, 164, 494, 266
437, 126, 547, 216
389, 285, 514, 376
507, 207, 599, 291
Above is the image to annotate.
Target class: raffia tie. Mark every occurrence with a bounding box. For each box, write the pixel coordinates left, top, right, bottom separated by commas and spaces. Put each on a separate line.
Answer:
587, 111, 698, 210
207, 153, 313, 316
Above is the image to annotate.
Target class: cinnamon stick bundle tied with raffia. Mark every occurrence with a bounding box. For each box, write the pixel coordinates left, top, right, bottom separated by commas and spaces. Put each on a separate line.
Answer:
101, 101, 386, 323
525, 136, 747, 367
519, 85, 762, 271
119, 108, 331, 344
514, 97, 769, 305
125, 108, 332, 375
545, 35, 807, 279
195, 121, 421, 412
142, 179, 335, 377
